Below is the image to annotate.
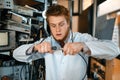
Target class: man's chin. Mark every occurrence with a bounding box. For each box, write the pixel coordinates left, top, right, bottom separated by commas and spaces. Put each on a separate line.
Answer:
53, 36, 64, 41
55, 38, 63, 42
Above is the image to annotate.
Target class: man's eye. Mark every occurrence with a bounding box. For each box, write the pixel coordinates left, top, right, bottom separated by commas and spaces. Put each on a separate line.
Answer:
50, 25, 56, 28
59, 23, 64, 27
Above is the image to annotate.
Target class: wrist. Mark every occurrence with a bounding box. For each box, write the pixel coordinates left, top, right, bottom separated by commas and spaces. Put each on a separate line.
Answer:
82, 42, 91, 55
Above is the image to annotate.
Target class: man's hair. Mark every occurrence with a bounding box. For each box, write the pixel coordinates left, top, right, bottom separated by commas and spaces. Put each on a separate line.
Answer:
46, 5, 70, 24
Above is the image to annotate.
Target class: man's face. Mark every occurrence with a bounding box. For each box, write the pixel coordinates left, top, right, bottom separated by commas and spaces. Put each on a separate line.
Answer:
48, 16, 70, 42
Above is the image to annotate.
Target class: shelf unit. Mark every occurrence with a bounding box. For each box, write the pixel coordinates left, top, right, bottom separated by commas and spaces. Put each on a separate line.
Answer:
0, 0, 48, 80
90, 58, 106, 80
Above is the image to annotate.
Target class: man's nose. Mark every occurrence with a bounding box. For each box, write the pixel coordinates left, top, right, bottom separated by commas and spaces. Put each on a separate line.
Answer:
56, 26, 61, 32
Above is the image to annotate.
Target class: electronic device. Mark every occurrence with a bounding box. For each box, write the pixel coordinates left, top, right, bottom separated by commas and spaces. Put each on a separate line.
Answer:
0, 30, 16, 51
8, 11, 29, 25
0, 0, 14, 9
4, 20, 31, 34
0, 31, 8, 46
13, 5, 42, 17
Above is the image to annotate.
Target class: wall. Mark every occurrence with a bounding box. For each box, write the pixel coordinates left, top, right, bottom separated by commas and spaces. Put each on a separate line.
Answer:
58, 0, 89, 33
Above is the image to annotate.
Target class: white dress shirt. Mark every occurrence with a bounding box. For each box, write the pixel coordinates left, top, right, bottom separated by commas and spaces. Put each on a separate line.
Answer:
13, 32, 120, 80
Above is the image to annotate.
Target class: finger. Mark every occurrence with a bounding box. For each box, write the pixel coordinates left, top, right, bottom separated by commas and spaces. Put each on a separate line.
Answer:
70, 48, 74, 55
66, 43, 73, 55
66, 48, 70, 55
63, 46, 68, 55
44, 43, 48, 52
73, 49, 78, 55
48, 44, 53, 53
37, 45, 41, 53
40, 45, 45, 53
41, 42, 49, 53
34, 44, 38, 52
63, 43, 69, 55
35, 44, 42, 53
63, 43, 69, 51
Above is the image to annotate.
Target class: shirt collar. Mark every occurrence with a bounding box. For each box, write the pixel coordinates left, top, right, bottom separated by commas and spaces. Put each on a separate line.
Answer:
51, 30, 73, 44
64, 30, 73, 43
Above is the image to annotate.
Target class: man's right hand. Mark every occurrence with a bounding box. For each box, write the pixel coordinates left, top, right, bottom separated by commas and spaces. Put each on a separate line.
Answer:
34, 42, 53, 54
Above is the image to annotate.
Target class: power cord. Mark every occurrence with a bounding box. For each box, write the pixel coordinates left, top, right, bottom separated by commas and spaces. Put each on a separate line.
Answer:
78, 53, 88, 80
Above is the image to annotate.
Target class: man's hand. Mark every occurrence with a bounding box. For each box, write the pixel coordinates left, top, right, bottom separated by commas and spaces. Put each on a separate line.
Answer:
63, 42, 90, 55
34, 42, 53, 53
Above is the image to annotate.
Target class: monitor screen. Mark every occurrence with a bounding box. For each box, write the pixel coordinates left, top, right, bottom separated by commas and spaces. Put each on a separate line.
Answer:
0, 30, 16, 51
0, 31, 8, 46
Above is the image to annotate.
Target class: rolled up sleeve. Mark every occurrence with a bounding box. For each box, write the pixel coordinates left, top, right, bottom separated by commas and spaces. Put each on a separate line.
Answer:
85, 40, 120, 60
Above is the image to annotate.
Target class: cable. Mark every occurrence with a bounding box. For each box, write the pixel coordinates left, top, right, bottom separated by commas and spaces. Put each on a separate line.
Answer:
19, 64, 29, 80
71, 31, 88, 80
20, 65, 25, 80
78, 53, 88, 80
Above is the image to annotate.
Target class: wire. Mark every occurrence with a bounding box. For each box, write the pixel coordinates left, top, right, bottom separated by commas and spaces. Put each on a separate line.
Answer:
78, 53, 88, 80
20, 64, 29, 80
20, 65, 25, 80
71, 31, 88, 80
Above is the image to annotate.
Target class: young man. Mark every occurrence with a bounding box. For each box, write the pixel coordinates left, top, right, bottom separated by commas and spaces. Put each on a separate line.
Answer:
13, 5, 120, 80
